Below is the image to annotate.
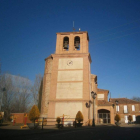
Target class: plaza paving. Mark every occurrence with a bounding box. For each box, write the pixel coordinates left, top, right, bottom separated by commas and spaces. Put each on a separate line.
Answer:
1, 123, 140, 140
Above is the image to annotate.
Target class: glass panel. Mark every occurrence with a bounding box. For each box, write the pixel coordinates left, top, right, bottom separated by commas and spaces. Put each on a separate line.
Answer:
103, 114, 106, 118
99, 114, 102, 118
98, 113, 111, 124
103, 119, 107, 123
108, 114, 110, 118
133, 115, 136, 121
132, 105, 135, 111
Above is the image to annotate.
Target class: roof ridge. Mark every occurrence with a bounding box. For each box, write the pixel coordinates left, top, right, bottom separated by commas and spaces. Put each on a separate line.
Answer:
110, 98, 140, 104
98, 88, 109, 91
110, 98, 126, 99
127, 98, 140, 103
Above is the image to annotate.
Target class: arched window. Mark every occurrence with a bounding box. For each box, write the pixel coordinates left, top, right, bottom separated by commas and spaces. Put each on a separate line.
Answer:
63, 36, 69, 51
74, 36, 80, 50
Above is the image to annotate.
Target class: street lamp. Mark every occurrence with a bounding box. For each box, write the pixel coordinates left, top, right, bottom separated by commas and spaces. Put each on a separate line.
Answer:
85, 100, 92, 108
91, 91, 97, 127
112, 104, 115, 108
115, 100, 119, 113
85, 100, 92, 126
115, 100, 118, 105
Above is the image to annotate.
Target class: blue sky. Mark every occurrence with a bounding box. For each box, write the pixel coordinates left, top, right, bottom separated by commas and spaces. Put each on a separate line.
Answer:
0, 0, 140, 99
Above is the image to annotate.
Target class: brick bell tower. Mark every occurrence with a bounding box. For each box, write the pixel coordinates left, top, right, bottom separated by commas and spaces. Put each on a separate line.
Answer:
41, 31, 92, 125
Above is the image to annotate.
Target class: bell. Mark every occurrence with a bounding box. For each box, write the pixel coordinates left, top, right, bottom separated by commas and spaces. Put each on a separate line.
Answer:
75, 42, 79, 49
63, 41, 68, 49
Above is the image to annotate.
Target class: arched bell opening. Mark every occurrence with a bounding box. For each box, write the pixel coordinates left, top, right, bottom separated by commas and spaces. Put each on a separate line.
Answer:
74, 36, 80, 50
98, 109, 110, 124
63, 36, 69, 51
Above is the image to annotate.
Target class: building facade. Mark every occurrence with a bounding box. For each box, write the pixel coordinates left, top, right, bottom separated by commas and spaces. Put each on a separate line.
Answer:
110, 98, 140, 124
41, 31, 140, 125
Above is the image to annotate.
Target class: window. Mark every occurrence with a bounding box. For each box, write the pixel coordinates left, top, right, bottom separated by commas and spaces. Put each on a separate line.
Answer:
116, 105, 119, 112
124, 105, 128, 113
133, 115, 136, 121
63, 37, 69, 51
74, 36, 80, 50
97, 94, 104, 100
125, 115, 128, 123
132, 105, 135, 111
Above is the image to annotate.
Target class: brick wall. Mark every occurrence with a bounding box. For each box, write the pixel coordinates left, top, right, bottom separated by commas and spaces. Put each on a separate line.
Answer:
10, 113, 32, 124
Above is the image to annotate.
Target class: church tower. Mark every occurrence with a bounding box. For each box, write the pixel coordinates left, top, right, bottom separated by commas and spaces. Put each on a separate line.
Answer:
41, 31, 92, 125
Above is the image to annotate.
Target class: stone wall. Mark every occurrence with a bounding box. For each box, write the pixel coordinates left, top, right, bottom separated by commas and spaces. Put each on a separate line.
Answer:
41, 56, 53, 117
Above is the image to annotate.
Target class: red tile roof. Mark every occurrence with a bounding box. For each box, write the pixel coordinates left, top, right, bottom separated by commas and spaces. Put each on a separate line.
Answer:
98, 89, 109, 92
110, 98, 140, 104
98, 100, 113, 106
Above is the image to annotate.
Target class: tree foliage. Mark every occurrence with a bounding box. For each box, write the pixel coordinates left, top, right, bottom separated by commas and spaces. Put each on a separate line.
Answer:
131, 96, 140, 102
29, 105, 40, 123
76, 111, 83, 123
0, 61, 42, 121
0, 74, 32, 120
128, 115, 132, 122
31, 74, 42, 106
115, 114, 121, 122
0, 72, 42, 121
56, 117, 61, 124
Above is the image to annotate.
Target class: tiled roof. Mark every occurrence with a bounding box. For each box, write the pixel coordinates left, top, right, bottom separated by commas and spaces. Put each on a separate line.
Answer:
91, 74, 97, 78
98, 100, 113, 106
110, 98, 140, 104
45, 55, 52, 60
98, 89, 109, 92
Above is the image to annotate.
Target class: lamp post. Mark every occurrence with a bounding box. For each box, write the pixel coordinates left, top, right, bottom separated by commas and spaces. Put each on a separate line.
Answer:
112, 104, 115, 108
85, 100, 92, 126
115, 100, 119, 113
91, 91, 97, 127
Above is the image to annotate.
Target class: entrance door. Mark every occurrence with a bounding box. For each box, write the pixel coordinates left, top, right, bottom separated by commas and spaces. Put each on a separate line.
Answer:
98, 109, 110, 124
125, 115, 128, 123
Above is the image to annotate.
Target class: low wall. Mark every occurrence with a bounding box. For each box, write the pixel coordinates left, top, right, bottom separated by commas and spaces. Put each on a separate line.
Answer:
10, 113, 32, 124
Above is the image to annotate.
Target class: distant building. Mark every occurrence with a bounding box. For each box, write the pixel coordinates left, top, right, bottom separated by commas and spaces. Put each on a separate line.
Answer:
110, 98, 140, 124
40, 31, 140, 125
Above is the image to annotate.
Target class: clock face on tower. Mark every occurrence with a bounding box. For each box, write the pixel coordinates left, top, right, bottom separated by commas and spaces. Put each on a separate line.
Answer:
67, 60, 73, 66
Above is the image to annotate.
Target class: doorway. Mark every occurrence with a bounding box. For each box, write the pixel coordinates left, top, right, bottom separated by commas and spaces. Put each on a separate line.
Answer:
125, 115, 128, 123
98, 109, 110, 124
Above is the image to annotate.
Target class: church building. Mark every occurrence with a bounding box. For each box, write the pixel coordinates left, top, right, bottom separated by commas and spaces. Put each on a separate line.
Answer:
40, 31, 140, 125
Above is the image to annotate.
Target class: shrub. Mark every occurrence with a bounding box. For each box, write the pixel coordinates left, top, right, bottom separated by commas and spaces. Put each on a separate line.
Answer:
76, 111, 83, 123
115, 114, 121, 122
56, 117, 61, 124
128, 115, 132, 122
29, 105, 40, 124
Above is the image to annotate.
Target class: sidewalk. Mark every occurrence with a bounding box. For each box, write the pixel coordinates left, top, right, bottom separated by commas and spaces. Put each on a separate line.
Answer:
119, 123, 140, 127
0, 124, 91, 138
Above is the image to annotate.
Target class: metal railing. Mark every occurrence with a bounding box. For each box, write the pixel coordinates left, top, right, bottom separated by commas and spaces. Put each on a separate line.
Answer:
36, 117, 76, 129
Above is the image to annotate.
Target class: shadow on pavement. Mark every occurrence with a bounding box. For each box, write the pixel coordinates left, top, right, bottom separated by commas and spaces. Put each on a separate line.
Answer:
1, 124, 140, 140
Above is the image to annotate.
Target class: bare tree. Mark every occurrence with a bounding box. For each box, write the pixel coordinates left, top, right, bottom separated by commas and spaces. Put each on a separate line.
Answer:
31, 74, 42, 106
0, 61, 2, 111
1, 73, 32, 120
12, 75, 32, 113
0, 60, 3, 103
1, 74, 15, 120
0, 72, 42, 120
131, 96, 140, 102
38, 79, 43, 111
